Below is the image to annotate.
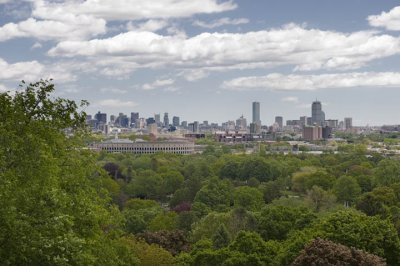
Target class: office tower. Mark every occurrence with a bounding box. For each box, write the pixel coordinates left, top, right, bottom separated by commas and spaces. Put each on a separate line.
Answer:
172, 116, 180, 127
121, 117, 129, 128
326, 119, 338, 128
236, 115, 247, 130
131, 112, 139, 126
193, 121, 199, 133
154, 114, 160, 124
250, 122, 261, 134
300, 116, 307, 127
146, 117, 156, 125
181, 121, 188, 128
211, 123, 218, 129
116, 113, 129, 127
307, 117, 312, 126
95, 111, 107, 124
275, 116, 283, 128
188, 122, 199, 133
339, 121, 344, 130
322, 126, 332, 139
286, 120, 301, 126
344, 117, 353, 130
311, 100, 325, 126
136, 118, 145, 129
110, 115, 116, 124
252, 102, 261, 125
163, 112, 169, 127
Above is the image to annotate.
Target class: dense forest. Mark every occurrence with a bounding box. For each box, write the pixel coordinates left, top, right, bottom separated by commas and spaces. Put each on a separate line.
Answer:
1, 81, 400, 265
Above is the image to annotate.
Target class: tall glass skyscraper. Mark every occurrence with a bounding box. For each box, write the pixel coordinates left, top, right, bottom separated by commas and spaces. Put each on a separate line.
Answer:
252, 101, 261, 125
163, 112, 169, 127
311, 101, 325, 125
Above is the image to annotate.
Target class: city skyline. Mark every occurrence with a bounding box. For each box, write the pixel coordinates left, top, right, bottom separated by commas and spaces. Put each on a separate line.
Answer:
91, 100, 353, 129
1, 1, 400, 126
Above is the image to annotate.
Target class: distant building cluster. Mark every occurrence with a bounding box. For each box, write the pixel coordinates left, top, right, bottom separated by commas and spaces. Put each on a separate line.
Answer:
86, 100, 356, 144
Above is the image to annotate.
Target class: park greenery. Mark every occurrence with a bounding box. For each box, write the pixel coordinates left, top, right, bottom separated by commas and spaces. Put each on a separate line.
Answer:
2, 80, 400, 265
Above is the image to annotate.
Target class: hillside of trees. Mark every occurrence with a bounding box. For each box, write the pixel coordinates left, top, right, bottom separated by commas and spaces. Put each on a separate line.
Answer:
1, 80, 400, 265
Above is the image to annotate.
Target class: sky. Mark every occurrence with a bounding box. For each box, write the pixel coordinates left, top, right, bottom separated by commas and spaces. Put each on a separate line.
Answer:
0, 0, 400, 126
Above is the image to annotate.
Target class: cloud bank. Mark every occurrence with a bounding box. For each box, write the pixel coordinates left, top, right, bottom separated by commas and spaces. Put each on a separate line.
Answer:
223, 72, 400, 91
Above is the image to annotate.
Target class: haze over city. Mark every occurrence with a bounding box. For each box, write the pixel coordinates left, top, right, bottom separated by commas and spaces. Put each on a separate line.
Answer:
1, 0, 400, 125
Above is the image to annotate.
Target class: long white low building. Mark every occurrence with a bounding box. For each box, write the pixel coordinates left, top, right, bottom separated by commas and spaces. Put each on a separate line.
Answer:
91, 138, 195, 155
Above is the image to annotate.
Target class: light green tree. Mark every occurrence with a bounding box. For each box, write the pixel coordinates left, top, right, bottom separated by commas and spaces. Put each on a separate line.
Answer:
0, 80, 138, 265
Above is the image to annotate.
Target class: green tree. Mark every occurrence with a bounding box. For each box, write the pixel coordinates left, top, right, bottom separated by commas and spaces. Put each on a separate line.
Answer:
161, 170, 184, 195
148, 211, 178, 231
124, 206, 163, 234
356, 186, 396, 216
124, 237, 177, 266
260, 180, 283, 203
280, 210, 400, 265
257, 206, 316, 241
0, 80, 138, 265
193, 177, 233, 213
233, 186, 264, 211
124, 198, 160, 210
305, 185, 336, 212
314, 210, 400, 266
212, 224, 231, 249
333, 176, 361, 206
374, 159, 400, 186
125, 170, 163, 199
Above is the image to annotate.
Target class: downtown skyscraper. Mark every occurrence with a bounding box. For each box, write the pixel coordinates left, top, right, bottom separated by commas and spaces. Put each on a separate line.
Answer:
311, 100, 325, 126
252, 101, 261, 125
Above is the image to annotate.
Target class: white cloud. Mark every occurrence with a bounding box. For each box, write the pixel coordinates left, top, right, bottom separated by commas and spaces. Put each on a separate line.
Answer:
0, 16, 106, 42
193, 17, 249, 28
222, 72, 400, 91
32, 0, 237, 21
0, 57, 75, 83
0, 0, 11, 4
100, 88, 128, 94
179, 69, 209, 81
96, 99, 138, 108
281, 96, 299, 103
30, 42, 42, 49
49, 24, 400, 72
368, 6, 400, 31
126, 19, 168, 32
142, 79, 175, 90
0, 58, 44, 81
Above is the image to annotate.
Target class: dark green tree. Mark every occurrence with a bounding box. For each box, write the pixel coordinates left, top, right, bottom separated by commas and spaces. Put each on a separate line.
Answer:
257, 206, 316, 241
212, 224, 231, 249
